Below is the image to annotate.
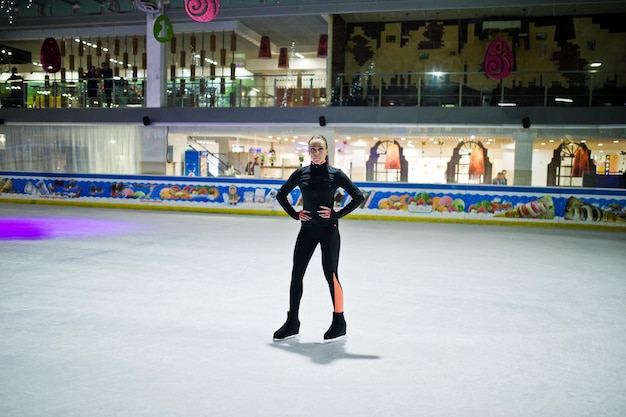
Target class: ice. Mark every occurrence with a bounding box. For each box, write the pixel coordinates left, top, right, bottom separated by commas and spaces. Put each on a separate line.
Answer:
1, 202, 625, 417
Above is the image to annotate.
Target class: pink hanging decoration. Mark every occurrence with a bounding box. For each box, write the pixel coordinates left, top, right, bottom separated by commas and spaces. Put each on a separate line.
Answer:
40, 37, 62, 74
184, 0, 220, 23
483, 37, 514, 80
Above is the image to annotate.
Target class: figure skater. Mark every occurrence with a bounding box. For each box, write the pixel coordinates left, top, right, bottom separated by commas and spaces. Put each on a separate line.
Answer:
273, 134, 364, 342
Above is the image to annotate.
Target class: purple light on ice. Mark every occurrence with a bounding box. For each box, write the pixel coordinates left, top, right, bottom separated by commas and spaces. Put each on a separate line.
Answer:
0, 217, 135, 240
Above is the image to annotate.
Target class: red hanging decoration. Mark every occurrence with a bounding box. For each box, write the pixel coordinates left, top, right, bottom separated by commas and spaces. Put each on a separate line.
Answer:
468, 147, 485, 176
572, 147, 589, 177
278, 47, 289, 69
384, 142, 401, 170
317, 34, 328, 58
258, 36, 271, 59
184, 0, 220, 23
484, 37, 514, 80
40, 37, 62, 74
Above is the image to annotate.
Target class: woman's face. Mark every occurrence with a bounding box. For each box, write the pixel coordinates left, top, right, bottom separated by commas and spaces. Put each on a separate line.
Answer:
308, 138, 327, 165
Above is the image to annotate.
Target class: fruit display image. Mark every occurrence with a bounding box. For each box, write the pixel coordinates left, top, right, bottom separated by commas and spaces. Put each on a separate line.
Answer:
563, 196, 626, 223
494, 195, 555, 219
406, 193, 466, 213
159, 185, 220, 200
468, 199, 512, 214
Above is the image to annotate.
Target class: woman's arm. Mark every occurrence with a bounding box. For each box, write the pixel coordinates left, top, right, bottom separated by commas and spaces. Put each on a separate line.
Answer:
333, 170, 364, 219
276, 170, 301, 220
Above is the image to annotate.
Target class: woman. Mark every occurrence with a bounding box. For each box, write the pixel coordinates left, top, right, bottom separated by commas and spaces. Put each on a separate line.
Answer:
274, 134, 364, 342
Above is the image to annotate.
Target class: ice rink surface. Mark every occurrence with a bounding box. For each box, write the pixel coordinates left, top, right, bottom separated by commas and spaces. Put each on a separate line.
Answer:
1, 202, 625, 417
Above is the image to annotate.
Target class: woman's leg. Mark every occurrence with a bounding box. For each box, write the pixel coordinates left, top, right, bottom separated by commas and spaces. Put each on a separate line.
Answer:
319, 226, 342, 312
288, 227, 318, 314
273, 227, 319, 341
319, 226, 347, 341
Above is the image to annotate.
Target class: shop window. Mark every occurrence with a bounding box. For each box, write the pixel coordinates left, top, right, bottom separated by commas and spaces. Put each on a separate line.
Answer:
446, 140, 493, 184
547, 142, 594, 186
366, 140, 407, 182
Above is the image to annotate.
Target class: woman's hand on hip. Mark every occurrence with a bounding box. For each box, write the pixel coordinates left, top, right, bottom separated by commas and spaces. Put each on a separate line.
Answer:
317, 206, 332, 219
298, 210, 311, 221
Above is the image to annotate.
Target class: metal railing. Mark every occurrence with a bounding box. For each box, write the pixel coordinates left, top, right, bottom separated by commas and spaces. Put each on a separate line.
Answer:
2, 70, 624, 109
333, 70, 626, 108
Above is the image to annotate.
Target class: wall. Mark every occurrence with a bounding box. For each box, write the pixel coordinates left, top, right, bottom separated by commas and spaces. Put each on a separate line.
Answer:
1, 172, 624, 230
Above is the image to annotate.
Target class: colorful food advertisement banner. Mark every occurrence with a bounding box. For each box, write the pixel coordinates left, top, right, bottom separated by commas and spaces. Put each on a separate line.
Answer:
1, 173, 625, 227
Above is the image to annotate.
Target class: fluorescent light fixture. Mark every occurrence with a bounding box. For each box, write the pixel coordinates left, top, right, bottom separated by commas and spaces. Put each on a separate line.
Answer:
497, 102, 517, 107
590, 62, 602, 68
555, 97, 573, 103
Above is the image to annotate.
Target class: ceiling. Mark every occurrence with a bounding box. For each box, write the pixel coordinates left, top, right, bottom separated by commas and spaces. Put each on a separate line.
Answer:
2, 1, 626, 59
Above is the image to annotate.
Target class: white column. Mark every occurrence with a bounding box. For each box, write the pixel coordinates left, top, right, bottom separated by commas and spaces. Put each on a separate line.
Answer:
145, 13, 167, 108
512, 131, 537, 186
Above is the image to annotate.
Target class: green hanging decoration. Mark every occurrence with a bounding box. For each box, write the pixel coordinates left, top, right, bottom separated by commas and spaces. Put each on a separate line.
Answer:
153, 15, 174, 43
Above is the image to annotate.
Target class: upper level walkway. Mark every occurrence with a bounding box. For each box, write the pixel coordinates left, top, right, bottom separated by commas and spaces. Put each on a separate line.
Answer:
2, 70, 624, 110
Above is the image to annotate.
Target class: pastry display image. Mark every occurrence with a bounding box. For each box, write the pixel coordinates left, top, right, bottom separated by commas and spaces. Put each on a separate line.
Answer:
494, 195, 554, 219
0, 178, 14, 193
377, 194, 410, 210
563, 196, 626, 223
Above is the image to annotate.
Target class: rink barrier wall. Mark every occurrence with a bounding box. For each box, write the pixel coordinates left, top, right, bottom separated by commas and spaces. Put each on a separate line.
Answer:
1, 172, 625, 231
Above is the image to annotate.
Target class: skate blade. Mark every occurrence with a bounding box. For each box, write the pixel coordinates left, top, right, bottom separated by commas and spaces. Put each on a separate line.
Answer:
323, 334, 347, 344
272, 334, 300, 342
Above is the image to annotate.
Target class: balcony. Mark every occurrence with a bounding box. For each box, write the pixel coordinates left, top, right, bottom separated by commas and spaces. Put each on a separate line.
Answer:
2, 70, 625, 109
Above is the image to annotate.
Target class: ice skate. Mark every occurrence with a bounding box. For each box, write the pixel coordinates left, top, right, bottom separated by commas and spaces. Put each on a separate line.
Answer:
273, 311, 300, 341
323, 312, 347, 343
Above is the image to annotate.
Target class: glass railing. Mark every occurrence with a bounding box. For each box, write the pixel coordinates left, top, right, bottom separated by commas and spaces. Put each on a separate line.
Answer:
333, 70, 626, 108
2, 70, 624, 109
0, 73, 327, 109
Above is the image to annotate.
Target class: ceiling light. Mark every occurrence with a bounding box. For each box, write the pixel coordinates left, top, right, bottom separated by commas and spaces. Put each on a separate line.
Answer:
590, 62, 602, 68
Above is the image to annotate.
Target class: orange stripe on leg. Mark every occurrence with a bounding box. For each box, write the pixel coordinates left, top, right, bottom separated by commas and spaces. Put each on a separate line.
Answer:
332, 273, 344, 313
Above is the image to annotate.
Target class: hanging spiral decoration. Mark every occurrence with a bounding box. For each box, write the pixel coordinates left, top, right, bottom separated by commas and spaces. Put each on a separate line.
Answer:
40, 37, 62, 73
483, 37, 514, 80
184, 0, 220, 23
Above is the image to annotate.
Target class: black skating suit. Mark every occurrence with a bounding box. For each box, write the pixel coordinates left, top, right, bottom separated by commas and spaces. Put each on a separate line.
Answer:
276, 162, 364, 314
